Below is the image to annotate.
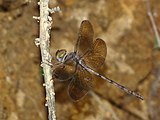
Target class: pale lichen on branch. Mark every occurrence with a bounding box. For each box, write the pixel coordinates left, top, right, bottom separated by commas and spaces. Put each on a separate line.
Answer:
34, 0, 60, 120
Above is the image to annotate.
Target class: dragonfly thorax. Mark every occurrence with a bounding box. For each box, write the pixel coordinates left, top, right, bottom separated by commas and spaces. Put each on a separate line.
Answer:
54, 51, 77, 81
63, 52, 80, 63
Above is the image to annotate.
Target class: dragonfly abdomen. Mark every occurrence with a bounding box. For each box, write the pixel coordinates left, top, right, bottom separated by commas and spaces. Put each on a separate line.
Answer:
82, 64, 144, 100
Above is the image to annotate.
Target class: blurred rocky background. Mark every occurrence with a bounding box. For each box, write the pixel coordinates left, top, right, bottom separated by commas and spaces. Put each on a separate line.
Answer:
0, 0, 160, 120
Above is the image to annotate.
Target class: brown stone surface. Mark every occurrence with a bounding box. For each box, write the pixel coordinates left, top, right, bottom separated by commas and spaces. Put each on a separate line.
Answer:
0, 0, 160, 120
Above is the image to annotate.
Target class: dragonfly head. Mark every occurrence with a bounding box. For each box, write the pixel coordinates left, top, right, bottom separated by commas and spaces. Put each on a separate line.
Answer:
56, 49, 67, 62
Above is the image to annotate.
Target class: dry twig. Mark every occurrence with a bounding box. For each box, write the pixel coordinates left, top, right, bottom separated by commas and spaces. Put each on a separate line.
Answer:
34, 0, 60, 120
146, 0, 160, 48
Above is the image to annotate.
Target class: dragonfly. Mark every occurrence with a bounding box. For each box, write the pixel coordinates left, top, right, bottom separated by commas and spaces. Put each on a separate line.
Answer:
53, 20, 144, 101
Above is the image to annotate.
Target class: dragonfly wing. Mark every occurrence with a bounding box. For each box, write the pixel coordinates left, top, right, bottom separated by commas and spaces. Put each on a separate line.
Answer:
83, 38, 107, 69
53, 60, 76, 81
75, 20, 94, 56
68, 65, 92, 101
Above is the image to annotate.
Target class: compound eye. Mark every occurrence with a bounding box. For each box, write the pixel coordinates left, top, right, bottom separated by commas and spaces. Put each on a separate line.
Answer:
56, 49, 67, 62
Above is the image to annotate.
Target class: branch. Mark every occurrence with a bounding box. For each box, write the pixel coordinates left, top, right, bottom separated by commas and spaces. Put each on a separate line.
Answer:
34, 0, 60, 120
146, 0, 160, 48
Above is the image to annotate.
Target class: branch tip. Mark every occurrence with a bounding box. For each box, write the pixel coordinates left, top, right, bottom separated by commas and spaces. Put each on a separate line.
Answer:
49, 6, 61, 14
40, 62, 44, 67
48, 16, 52, 21
35, 38, 40, 47
33, 16, 40, 20
45, 103, 48, 107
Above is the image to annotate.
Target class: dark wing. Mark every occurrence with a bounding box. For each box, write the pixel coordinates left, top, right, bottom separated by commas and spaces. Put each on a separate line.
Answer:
82, 38, 107, 69
68, 65, 92, 101
53, 60, 76, 81
74, 20, 94, 57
